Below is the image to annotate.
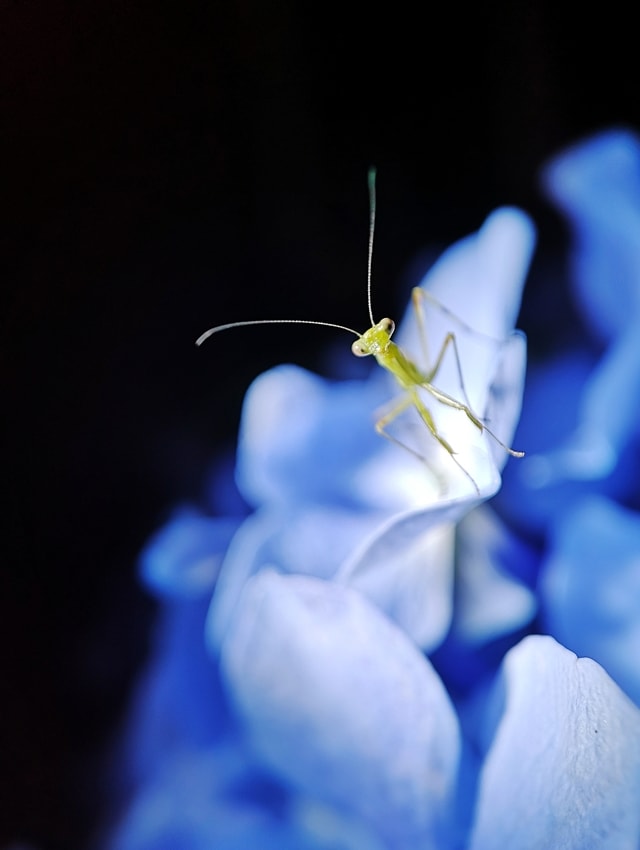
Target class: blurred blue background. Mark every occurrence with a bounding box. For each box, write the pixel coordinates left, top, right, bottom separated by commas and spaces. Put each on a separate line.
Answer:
3, 3, 640, 846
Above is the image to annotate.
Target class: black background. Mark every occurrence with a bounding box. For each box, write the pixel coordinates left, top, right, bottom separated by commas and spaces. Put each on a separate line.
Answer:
2, 2, 638, 846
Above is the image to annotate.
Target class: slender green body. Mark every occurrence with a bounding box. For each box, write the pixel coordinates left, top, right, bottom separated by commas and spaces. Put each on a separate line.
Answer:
357, 322, 426, 389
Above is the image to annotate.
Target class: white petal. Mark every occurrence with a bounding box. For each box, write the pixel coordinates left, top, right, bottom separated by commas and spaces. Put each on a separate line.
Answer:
221, 571, 461, 848
453, 507, 536, 644
470, 635, 640, 850
338, 517, 455, 651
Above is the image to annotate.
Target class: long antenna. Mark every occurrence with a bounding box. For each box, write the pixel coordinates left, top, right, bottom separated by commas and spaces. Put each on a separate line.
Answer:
367, 167, 377, 326
196, 318, 361, 347
196, 170, 378, 347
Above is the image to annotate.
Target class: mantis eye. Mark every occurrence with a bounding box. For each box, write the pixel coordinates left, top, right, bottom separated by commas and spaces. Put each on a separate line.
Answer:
381, 318, 395, 335
351, 339, 369, 357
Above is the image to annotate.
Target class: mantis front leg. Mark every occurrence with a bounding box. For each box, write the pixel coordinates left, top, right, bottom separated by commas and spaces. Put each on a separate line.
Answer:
374, 390, 481, 494
424, 382, 524, 457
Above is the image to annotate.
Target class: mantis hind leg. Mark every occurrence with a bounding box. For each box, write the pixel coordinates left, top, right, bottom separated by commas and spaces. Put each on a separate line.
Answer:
412, 287, 475, 411
412, 287, 524, 458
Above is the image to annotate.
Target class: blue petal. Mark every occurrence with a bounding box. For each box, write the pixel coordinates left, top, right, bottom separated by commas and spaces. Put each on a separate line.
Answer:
139, 507, 240, 599
431, 508, 538, 699
469, 635, 640, 849
541, 495, 640, 705
220, 571, 461, 848
337, 498, 535, 652
337, 511, 456, 651
109, 745, 384, 850
542, 128, 640, 342
452, 507, 537, 644
575, 327, 640, 469
498, 349, 617, 533
206, 506, 385, 651
515, 335, 640, 496
120, 598, 229, 787
235, 365, 385, 508
399, 207, 535, 347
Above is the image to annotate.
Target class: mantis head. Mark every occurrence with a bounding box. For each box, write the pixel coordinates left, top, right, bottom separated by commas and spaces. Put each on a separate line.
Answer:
351, 318, 395, 357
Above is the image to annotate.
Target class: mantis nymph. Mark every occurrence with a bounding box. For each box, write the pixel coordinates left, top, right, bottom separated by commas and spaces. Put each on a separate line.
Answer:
197, 170, 524, 493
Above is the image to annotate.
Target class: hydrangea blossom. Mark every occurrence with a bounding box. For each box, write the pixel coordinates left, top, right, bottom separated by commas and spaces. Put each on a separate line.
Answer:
107, 130, 640, 850
209, 207, 533, 653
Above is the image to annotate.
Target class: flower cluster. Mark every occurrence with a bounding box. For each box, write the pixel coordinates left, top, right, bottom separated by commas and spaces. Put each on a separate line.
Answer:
108, 130, 640, 850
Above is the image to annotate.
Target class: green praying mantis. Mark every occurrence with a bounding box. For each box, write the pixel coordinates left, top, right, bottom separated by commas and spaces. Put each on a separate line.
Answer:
196, 169, 524, 493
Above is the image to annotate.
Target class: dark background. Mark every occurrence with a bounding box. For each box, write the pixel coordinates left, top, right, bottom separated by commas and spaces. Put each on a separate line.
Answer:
2, 2, 638, 846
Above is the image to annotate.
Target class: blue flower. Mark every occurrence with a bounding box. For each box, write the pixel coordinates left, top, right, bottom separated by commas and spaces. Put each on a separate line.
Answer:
208, 207, 534, 652
107, 132, 640, 849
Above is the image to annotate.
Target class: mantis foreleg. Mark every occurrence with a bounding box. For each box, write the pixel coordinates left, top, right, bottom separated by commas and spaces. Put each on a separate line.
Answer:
374, 390, 481, 494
